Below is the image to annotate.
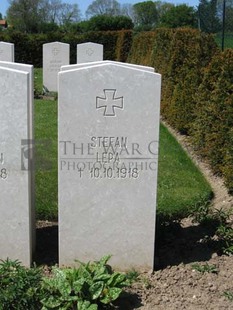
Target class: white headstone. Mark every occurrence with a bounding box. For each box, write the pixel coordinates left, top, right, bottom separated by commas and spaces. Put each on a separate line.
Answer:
0, 42, 14, 62
0, 61, 35, 253
0, 61, 34, 140
0, 65, 34, 266
43, 41, 70, 92
76, 42, 103, 64
58, 63, 161, 271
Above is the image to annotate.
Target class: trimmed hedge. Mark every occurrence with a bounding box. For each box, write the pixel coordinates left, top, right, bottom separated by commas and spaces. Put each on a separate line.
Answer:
192, 49, 233, 192
115, 30, 133, 62
128, 28, 219, 134
0, 30, 133, 67
127, 31, 156, 66
128, 29, 233, 193
158, 29, 218, 134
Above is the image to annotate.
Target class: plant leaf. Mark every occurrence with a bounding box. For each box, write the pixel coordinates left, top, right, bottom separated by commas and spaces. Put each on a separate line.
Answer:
100, 294, 111, 304
78, 300, 98, 310
108, 287, 122, 301
107, 272, 126, 287
93, 273, 111, 282
58, 280, 72, 296
41, 296, 62, 308
99, 255, 111, 267
89, 281, 104, 300
88, 304, 98, 310
73, 278, 85, 294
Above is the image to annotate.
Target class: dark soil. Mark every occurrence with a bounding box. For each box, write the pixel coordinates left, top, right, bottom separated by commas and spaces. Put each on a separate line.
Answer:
35, 221, 58, 266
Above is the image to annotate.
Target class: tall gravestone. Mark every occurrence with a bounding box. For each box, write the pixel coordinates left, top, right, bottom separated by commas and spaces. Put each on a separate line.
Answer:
0, 64, 34, 266
0, 42, 14, 62
0, 61, 35, 254
43, 42, 70, 92
76, 42, 103, 64
58, 62, 161, 271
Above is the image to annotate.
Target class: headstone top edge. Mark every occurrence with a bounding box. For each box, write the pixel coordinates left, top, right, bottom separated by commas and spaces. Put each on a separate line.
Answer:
43, 41, 70, 46
61, 60, 154, 70
0, 41, 14, 46
0, 60, 33, 68
0, 66, 30, 75
77, 42, 103, 47
59, 62, 160, 77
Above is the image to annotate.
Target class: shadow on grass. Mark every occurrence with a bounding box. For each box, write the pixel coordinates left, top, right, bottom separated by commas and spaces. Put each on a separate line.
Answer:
155, 217, 221, 270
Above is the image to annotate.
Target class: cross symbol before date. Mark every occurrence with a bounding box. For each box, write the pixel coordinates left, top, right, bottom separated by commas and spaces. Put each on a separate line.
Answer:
96, 89, 124, 117
0, 153, 4, 164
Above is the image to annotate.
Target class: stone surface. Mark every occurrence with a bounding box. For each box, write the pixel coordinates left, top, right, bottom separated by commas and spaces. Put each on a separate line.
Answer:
0, 61, 35, 253
0, 42, 14, 62
61, 60, 154, 72
76, 42, 103, 63
0, 61, 34, 140
43, 41, 69, 92
58, 62, 161, 271
0, 65, 33, 266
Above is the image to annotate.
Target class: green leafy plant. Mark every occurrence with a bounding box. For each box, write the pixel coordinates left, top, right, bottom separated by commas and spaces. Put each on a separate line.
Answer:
140, 276, 152, 289
216, 224, 233, 255
191, 263, 218, 274
213, 208, 233, 255
191, 205, 233, 255
223, 290, 233, 301
41, 255, 131, 309
191, 205, 232, 226
190, 201, 212, 225
212, 208, 232, 226
125, 269, 139, 283
0, 259, 42, 310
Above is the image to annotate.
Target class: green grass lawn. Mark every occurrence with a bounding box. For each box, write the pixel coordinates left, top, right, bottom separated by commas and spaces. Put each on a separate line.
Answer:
34, 67, 43, 95
34, 68, 212, 221
34, 99, 58, 219
157, 125, 212, 220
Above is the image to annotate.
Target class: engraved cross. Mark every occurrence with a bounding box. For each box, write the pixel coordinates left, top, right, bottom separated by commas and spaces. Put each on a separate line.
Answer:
96, 89, 123, 117
86, 48, 94, 56
52, 47, 59, 56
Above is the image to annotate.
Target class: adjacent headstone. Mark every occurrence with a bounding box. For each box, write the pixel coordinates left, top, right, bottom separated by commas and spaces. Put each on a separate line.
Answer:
43, 42, 70, 92
61, 60, 154, 73
0, 61, 34, 142
58, 63, 161, 271
0, 42, 14, 62
0, 65, 34, 266
76, 42, 103, 64
0, 61, 35, 254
